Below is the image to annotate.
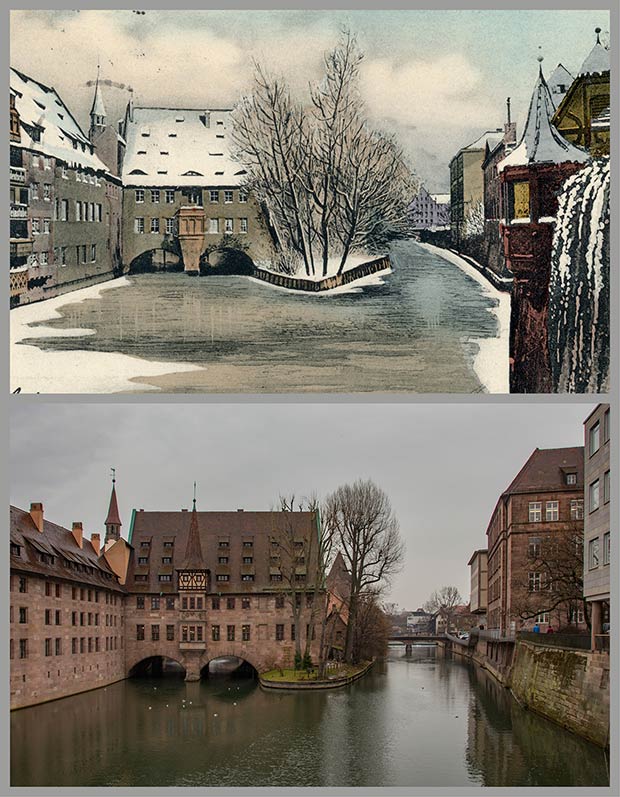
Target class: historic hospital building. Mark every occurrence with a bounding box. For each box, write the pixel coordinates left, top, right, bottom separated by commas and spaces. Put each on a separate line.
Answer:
9, 67, 275, 306
10, 483, 327, 710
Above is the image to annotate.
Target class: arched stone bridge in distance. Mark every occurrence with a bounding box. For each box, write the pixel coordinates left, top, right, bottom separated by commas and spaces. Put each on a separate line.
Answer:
389, 635, 447, 655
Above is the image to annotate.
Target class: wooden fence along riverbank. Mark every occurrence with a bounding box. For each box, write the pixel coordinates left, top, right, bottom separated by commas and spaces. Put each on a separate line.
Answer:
252, 256, 391, 293
259, 660, 374, 690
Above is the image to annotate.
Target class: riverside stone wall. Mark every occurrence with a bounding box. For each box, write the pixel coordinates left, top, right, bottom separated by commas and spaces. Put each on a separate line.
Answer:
252, 255, 391, 292
509, 640, 610, 747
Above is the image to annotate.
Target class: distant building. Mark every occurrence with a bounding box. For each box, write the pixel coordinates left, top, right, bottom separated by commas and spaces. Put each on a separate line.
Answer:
552, 29, 610, 157
408, 187, 450, 231
9, 67, 122, 306
583, 404, 610, 650
449, 128, 503, 248
119, 105, 275, 274
546, 63, 574, 111
497, 58, 590, 393
468, 549, 488, 618
406, 609, 432, 633
485, 447, 586, 636
325, 551, 351, 659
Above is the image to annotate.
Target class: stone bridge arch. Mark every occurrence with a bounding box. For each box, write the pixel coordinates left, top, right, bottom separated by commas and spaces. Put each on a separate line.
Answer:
127, 654, 187, 678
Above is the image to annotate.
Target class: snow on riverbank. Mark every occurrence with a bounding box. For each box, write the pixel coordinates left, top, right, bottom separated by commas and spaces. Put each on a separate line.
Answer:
247, 267, 392, 296
10, 278, 202, 393
417, 242, 510, 393
257, 253, 378, 282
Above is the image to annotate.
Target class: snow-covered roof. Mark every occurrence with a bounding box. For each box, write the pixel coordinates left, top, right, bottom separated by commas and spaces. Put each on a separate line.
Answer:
122, 107, 246, 187
10, 67, 108, 173
466, 129, 504, 153
498, 63, 590, 174
578, 32, 610, 76
430, 193, 450, 205
547, 63, 574, 109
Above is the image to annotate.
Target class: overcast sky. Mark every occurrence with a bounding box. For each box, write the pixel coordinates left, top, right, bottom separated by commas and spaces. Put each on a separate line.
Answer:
10, 9, 608, 191
10, 402, 595, 610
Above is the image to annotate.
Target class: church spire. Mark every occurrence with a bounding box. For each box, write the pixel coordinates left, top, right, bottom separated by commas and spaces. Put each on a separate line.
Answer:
180, 483, 204, 570
89, 64, 107, 141
104, 468, 122, 544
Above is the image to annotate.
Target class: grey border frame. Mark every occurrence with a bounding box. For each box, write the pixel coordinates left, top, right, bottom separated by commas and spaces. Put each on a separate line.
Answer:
2, 1, 618, 796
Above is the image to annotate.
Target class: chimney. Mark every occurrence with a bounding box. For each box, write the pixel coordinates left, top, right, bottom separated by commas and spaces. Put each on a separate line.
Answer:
91, 533, 101, 556
72, 522, 84, 549
504, 97, 517, 146
30, 502, 44, 532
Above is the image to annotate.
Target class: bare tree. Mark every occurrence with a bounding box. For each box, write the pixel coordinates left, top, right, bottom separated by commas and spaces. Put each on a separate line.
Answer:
322, 479, 405, 664
511, 531, 588, 630
232, 30, 415, 278
423, 586, 462, 634
350, 590, 391, 662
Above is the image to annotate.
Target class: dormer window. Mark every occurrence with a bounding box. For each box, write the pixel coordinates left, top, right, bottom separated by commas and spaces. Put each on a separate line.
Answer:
566, 472, 577, 485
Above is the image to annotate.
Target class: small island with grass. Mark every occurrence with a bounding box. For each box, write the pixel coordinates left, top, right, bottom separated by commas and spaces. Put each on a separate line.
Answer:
260, 660, 373, 690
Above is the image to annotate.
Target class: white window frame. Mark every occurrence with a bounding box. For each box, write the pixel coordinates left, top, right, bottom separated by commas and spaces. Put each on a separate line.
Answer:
588, 537, 600, 570
42, 218, 50, 234
90, 244, 96, 262
239, 217, 248, 234
151, 189, 160, 203
528, 502, 542, 523
165, 218, 175, 235
31, 218, 40, 235
134, 217, 145, 234
224, 218, 234, 234
545, 501, 559, 522
165, 189, 175, 204
40, 251, 48, 265
238, 191, 248, 204
150, 217, 160, 234
589, 480, 600, 513
589, 422, 600, 456
566, 473, 577, 485
135, 189, 145, 204
528, 571, 541, 592
570, 499, 584, 520
76, 200, 82, 222
209, 190, 219, 203
208, 218, 219, 234
224, 190, 233, 204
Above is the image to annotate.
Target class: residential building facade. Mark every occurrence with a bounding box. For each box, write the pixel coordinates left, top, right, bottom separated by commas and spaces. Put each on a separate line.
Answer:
468, 549, 488, 617
583, 404, 610, 649
9, 68, 122, 306
408, 187, 450, 231
485, 447, 586, 635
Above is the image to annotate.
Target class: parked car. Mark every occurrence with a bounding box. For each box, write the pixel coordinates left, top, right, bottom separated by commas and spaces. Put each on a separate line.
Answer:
458, 631, 470, 640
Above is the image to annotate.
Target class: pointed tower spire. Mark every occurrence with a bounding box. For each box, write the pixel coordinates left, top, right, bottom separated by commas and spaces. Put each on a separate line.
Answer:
578, 27, 610, 77
181, 485, 204, 570
104, 468, 122, 544
89, 64, 107, 141
498, 58, 590, 174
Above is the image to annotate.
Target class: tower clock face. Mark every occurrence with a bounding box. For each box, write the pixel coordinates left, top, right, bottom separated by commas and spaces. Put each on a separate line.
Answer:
178, 571, 206, 590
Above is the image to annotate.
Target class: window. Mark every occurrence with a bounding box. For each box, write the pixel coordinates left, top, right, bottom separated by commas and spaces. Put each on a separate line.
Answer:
90, 244, 96, 262
224, 190, 233, 203
60, 246, 67, 266
275, 595, 285, 609
18, 577, 27, 593
223, 218, 234, 234
134, 217, 145, 234
55, 610, 61, 625
603, 471, 610, 503
45, 582, 52, 597
218, 556, 229, 564
219, 539, 230, 548
239, 191, 248, 203
165, 190, 175, 204
45, 609, 52, 625
291, 624, 296, 641
166, 597, 175, 610
150, 218, 160, 234
570, 608, 585, 625
140, 541, 150, 548
163, 541, 174, 548
32, 218, 40, 235
211, 597, 220, 610
137, 624, 145, 640
43, 183, 51, 200
159, 574, 172, 582
45, 638, 52, 656
212, 625, 220, 641
151, 624, 160, 641
151, 597, 160, 610
135, 189, 145, 203
76, 199, 83, 221
61, 199, 68, 221
528, 502, 542, 523
545, 501, 559, 522
571, 499, 584, 520
136, 596, 145, 609
72, 638, 78, 654
589, 480, 600, 512
165, 218, 174, 235
239, 217, 248, 234
151, 189, 160, 203
588, 538, 600, 569
603, 409, 610, 443
243, 541, 253, 548
227, 597, 236, 610
138, 557, 148, 565
161, 556, 172, 565
80, 638, 85, 653
589, 422, 600, 456
603, 532, 610, 566
241, 597, 250, 609
528, 572, 541, 592
275, 624, 284, 641
71, 611, 77, 625
208, 218, 220, 234
227, 625, 235, 641
216, 574, 229, 582
243, 556, 253, 565
536, 611, 549, 624
242, 624, 250, 641
271, 573, 282, 582
43, 218, 50, 234
61, 165, 68, 179
55, 638, 62, 655
19, 607, 27, 623
97, 204, 102, 222
241, 574, 255, 582
209, 190, 219, 203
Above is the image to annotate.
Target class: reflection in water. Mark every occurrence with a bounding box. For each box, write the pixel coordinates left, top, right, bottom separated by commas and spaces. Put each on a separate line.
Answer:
22, 241, 500, 393
11, 649, 608, 787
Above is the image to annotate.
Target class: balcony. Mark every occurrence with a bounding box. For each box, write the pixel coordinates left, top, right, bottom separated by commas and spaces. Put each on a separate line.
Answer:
10, 166, 26, 184
10, 203, 28, 220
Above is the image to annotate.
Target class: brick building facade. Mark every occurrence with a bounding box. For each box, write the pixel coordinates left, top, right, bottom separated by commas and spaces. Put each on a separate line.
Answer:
485, 447, 586, 635
10, 488, 332, 709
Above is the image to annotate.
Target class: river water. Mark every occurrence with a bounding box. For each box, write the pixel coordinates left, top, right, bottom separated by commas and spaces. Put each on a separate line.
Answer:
11, 647, 608, 787
15, 241, 507, 393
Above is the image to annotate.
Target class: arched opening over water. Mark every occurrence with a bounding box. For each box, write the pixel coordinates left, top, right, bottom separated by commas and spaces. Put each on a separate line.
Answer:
128, 655, 186, 678
201, 655, 258, 680
199, 247, 254, 275
128, 247, 182, 274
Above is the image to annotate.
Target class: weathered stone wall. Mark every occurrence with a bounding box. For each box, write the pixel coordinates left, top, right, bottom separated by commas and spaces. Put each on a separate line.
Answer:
509, 640, 609, 747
